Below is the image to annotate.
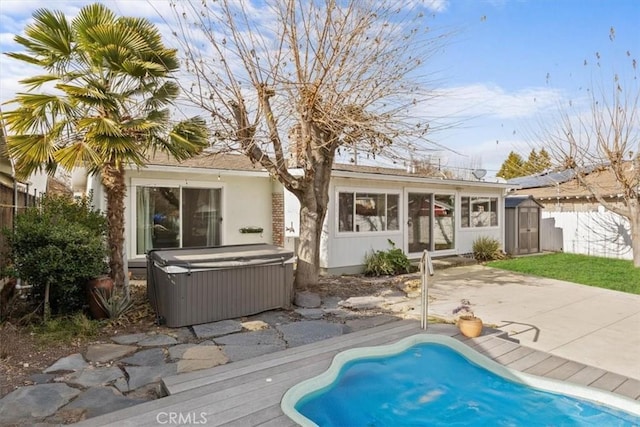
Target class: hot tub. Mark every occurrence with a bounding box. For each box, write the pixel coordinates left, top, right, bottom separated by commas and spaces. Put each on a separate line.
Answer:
147, 244, 295, 327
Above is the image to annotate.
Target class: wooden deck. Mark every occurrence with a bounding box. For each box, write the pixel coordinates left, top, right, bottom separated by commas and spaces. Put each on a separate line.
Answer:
76, 320, 640, 426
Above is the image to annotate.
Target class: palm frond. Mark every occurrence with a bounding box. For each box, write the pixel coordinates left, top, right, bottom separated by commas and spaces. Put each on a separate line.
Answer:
77, 117, 123, 138
54, 140, 103, 171
6, 134, 56, 178
19, 74, 61, 91
165, 117, 210, 160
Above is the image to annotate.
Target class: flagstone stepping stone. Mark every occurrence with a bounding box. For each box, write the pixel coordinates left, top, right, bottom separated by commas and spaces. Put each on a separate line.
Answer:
111, 333, 147, 345
118, 363, 177, 392
192, 320, 243, 339
248, 310, 292, 326
28, 373, 55, 385
43, 353, 88, 373
339, 296, 386, 310
67, 367, 124, 388
168, 327, 194, 342
294, 291, 321, 308
137, 334, 178, 347
295, 308, 324, 319
59, 386, 146, 419
177, 346, 228, 373
120, 348, 166, 366
85, 344, 137, 363
168, 343, 197, 360
0, 383, 81, 422
276, 320, 345, 347
241, 320, 269, 331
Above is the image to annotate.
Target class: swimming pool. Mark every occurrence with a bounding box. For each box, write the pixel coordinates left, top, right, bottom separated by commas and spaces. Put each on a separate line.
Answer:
281, 335, 640, 426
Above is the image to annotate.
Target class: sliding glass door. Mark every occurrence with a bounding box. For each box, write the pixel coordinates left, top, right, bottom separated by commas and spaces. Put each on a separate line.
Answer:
135, 186, 221, 255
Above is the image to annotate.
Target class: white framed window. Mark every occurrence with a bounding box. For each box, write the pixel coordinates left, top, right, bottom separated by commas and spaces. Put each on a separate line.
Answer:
337, 190, 399, 233
461, 196, 498, 228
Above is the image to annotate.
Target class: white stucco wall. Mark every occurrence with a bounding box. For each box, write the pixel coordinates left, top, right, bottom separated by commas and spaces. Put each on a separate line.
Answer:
88, 167, 274, 260
323, 176, 506, 273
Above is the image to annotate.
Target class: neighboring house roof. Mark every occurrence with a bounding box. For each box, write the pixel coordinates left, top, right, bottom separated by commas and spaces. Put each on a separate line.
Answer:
507, 164, 601, 189
512, 167, 633, 200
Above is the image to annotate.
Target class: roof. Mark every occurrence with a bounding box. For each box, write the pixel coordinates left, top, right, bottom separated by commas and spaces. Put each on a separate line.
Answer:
143, 152, 261, 171
512, 167, 635, 200
142, 151, 515, 188
505, 196, 544, 208
331, 162, 515, 188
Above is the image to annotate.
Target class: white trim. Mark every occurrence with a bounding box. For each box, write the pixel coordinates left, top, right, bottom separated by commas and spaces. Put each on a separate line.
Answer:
403, 189, 458, 256
459, 194, 501, 231
128, 164, 270, 178
334, 186, 402, 236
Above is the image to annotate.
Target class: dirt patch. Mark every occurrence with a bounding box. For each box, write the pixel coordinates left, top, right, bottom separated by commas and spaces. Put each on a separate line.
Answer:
0, 284, 172, 398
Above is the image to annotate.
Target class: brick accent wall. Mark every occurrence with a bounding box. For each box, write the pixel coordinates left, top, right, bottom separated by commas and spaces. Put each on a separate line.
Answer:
271, 192, 284, 247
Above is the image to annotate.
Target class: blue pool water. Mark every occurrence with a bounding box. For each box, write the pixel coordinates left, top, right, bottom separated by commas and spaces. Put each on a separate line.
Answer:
296, 343, 638, 426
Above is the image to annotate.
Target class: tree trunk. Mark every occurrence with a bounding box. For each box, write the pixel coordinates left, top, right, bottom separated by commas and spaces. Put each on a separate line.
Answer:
294, 157, 334, 289
630, 203, 640, 268
101, 163, 127, 289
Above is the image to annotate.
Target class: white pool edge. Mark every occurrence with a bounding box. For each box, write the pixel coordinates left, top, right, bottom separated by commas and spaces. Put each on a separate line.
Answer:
280, 334, 640, 427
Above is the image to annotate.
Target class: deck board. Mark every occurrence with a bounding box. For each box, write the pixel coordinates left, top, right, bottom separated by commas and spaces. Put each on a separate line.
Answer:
613, 379, 640, 400
524, 355, 570, 376
74, 320, 639, 427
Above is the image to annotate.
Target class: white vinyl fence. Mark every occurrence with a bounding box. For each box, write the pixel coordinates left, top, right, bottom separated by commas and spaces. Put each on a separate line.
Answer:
541, 211, 632, 260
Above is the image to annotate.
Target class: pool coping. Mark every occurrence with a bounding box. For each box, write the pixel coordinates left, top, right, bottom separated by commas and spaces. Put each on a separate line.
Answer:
281, 334, 640, 427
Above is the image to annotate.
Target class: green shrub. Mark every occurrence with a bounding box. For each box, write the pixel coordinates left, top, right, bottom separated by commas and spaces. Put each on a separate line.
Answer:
4, 194, 108, 317
364, 240, 412, 276
472, 236, 504, 262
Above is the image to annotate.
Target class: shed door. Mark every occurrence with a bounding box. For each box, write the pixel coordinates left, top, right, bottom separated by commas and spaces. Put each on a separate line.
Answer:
518, 207, 539, 253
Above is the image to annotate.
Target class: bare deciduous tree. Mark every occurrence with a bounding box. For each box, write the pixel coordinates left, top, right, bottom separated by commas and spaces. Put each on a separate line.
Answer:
541, 42, 639, 267
168, 0, 449, 287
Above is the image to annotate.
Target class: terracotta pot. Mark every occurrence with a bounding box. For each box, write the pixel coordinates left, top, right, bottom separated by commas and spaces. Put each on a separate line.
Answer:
86, 276, 114, 320
457, 315, 483, 338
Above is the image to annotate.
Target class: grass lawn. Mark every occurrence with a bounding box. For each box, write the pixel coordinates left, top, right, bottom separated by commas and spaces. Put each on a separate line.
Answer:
487, 253, 640, 295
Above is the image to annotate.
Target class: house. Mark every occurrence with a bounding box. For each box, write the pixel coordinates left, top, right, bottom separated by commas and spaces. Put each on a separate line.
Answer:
76, 153, 283, 276
78, 153, 515, 276
510, 167, 633, 260
292, 163, 514, 274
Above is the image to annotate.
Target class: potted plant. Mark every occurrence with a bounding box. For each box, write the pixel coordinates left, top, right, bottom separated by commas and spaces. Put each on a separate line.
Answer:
453, 299, 483, 338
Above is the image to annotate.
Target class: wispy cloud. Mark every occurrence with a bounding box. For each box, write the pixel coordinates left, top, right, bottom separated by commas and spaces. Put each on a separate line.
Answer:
428, 83, 565, 120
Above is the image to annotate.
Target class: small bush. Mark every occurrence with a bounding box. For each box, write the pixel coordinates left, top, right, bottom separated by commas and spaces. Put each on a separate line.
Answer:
364, 240, 412, 276
472, 236, 504, 262
4, 194, 108, 317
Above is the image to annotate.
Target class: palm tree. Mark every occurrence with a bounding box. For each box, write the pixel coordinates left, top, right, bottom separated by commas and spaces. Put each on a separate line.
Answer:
2, 4, 209, 289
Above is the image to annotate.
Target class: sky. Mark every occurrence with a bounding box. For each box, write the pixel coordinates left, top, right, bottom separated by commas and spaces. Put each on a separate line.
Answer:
0, 0, 638, 179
